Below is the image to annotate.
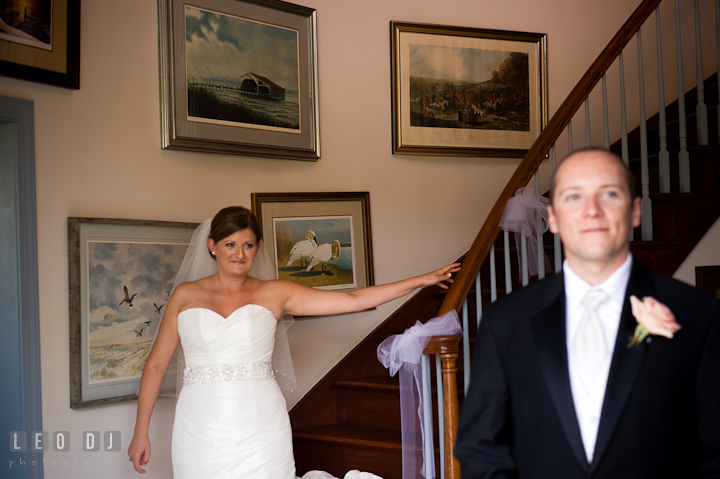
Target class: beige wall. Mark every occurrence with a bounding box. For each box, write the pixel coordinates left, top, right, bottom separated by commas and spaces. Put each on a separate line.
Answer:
0, 0, 644, 477
674, 218, 720, 286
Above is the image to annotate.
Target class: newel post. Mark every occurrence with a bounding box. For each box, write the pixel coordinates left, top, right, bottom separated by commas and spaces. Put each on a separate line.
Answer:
424, 335, 461, 479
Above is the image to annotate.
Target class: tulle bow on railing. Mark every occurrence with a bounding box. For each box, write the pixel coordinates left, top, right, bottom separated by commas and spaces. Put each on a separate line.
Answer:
377, 311, 462, 479
498, 186, 551, 280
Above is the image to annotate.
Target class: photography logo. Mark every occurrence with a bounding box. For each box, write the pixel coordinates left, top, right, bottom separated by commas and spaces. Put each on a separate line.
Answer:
9, 431, 121, 452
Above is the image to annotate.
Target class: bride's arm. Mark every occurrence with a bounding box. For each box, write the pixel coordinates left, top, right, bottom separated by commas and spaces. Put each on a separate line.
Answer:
280, 263, 460, 317
128, 286, 185, 473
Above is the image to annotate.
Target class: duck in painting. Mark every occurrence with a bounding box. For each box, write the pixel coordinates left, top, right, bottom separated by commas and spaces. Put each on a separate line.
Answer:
306, 240, 341, 274
120, 285, 138, 307
286, 230, 317, 268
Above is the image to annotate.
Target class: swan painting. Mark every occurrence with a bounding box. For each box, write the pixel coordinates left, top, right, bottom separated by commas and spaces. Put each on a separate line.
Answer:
286, 230, 317, 269
306, 240, 341, 274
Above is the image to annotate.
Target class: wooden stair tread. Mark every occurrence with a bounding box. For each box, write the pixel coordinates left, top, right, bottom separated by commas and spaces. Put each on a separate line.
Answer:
649, 192, 715, 200
293, 424, 405, 451
334, 375, 397, 390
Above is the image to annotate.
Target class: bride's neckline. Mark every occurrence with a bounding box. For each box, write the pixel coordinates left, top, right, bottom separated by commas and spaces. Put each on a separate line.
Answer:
178, 304, 276, 320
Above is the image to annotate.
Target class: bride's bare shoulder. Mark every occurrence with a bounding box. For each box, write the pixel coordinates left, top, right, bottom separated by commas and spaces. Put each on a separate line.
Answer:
171, 278, 213, 303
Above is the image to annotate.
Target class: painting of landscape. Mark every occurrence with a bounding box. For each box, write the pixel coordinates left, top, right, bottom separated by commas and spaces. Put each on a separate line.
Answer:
87, 241, 187, 384
185, 5, 301, 131
409, 44, 529, 131
273, 216, 356, 290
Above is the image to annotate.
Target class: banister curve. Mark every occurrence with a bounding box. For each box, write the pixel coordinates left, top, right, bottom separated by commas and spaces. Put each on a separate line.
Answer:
438, 0, 662, 315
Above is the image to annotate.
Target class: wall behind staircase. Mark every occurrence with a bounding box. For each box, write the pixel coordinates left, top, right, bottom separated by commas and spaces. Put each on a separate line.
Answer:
0, 0, 642, 477
674, 217, 720, 285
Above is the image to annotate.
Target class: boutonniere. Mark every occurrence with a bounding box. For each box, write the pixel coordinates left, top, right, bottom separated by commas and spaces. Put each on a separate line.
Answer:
627, 295, 681, 348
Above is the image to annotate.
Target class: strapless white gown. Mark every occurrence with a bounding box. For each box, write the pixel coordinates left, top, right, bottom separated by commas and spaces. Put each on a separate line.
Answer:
172, 305, 383, 479
173, 305, 294, 479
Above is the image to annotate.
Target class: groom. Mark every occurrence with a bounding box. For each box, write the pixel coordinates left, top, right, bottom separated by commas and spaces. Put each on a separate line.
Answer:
455, 148, 720, 478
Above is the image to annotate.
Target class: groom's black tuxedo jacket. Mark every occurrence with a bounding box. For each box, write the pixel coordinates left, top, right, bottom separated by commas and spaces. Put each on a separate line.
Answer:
455, 262, 720, 478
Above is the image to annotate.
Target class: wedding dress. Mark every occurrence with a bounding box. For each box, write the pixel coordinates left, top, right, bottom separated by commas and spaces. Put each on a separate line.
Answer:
172, 304, 295, 478
171, 304, 382, 479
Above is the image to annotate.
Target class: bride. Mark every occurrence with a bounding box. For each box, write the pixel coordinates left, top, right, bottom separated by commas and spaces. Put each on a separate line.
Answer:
127, 206, 459, 478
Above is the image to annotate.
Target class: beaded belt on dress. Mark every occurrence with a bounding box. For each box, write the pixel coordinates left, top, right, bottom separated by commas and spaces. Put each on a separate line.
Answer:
183, 361, 275, 386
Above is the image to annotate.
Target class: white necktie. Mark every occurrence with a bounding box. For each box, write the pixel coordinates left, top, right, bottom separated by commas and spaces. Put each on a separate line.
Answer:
572, 289, 610, 394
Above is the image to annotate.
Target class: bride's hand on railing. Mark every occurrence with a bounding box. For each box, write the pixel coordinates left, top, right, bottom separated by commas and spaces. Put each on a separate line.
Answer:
418, 263, 461, 289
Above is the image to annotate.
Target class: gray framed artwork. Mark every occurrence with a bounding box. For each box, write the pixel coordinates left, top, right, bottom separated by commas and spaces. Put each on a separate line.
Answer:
68, 217, 198, 408
159, 0, 319, 160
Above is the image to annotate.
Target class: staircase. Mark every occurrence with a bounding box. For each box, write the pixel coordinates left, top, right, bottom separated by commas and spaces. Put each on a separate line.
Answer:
291, 1, 720, 477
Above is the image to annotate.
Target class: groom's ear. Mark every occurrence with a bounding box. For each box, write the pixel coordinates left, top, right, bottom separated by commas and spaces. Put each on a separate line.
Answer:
631, 197, 641, 228
548, 205, 559, 234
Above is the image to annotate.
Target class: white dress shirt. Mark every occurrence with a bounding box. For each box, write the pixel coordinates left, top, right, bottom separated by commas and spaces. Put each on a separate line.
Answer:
563, 253, 632, 463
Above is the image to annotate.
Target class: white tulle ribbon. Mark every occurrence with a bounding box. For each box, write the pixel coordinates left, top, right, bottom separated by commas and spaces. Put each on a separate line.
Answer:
377, 311, 462, 479
498, 187, 551, 280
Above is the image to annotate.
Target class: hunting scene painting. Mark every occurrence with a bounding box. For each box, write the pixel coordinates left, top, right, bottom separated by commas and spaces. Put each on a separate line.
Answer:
86, 241, 187, 385
273, 216, 356, 290
409, 44, 529, 131
185, 6, 301, 131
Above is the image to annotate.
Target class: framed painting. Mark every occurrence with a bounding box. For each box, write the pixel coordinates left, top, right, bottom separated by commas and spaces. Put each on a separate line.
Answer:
68, 217, 198, 408
0, 0, 80, 89
159, 0, 319, 160
391, 21, 547, 157
251, 192, 374, 291
696, 265, 720, 299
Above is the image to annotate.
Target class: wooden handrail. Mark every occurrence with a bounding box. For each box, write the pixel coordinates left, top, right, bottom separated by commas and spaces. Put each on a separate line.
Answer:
438, 0, 662, 316
423, 335, 460, 479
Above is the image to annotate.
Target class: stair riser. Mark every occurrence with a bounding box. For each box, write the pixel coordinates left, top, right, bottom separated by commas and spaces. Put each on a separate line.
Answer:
337, 387, 402, 430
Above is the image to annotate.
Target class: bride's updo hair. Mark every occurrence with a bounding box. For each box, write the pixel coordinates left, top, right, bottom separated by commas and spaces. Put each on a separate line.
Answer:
209, 206, 262, 254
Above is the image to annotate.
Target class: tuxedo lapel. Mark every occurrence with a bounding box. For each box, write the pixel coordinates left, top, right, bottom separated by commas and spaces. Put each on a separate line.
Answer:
531, 274, 590, 473
590, 263, 653, 472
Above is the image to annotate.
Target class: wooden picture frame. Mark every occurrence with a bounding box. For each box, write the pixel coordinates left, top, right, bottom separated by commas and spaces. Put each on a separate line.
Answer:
159, 0, 319, 160
695, 265, 720, 299
391, 21, 547, 157
251, 192, 374, 291
0, 0, 81, 89
68, 217, 198, 408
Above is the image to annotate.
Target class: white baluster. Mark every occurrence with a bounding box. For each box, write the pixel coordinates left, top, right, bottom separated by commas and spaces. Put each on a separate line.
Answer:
490, 244, 498, 303
520, 223, 528, 286
657, 7, 670, 193
435, 355, 445, 479
476, 272, 482, 329
421, 354, 435, 478
717, 0, 720, 142
462, 299, 470, 396
620, 51, 634, 241
602, 74, 610, 149
585, 98, 591, 146
677, 0, 691, 192
504, 230, 512, 294
696, 0, 709, 145
535, 173, 545, 279
551, 144, 562, 272
638, 28, 654, 241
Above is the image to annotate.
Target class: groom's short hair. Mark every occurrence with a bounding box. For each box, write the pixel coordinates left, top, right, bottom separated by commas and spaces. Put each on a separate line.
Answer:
549, 147, 636, 206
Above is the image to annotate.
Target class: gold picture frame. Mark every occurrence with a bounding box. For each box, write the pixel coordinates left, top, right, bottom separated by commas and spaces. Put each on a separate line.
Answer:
391, 21, 547, 157
251, 192, 374, 290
